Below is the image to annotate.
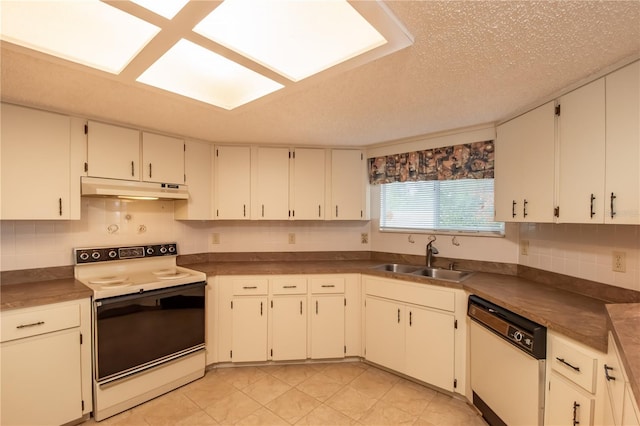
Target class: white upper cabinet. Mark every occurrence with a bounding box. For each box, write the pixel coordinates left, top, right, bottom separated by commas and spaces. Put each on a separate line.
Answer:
174, 140, 212, 220
214, 145, 251, 220
86, 121, 140, 181
291, 148, 326, 220
141, 132, 185, 184
254, 146, 290, 220
495, 102, 556, 223
605, 61, 640, 224
330, 149, 367, 220
1, 103, 78, 220
557, 78, 606, 223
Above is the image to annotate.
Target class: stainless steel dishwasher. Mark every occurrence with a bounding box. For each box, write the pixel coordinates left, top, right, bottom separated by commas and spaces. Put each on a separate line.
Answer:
468, 295, 547, 426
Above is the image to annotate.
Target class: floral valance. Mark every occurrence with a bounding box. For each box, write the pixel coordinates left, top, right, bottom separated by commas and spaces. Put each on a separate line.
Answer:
368, 140, 494, 185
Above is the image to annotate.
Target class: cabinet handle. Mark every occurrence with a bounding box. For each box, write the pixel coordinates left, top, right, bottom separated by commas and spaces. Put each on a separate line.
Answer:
409, 311, 412, 326
260, 302, 263, 316
262, 205, 264, 217
610, 192, 616, 219
572, 401, 580, 425
523, 199, 528, 218
316, 300, 318, 314
242, 286, 257, 289
512, 200, 517, 218
283, 285, 297, 289
589, 194, 596, 218
58, 198, 62, 216
397, 308, 401, 323
604, 364, 616, 381
243, 204, 246, 217
131, 161, 135, 177
17, 321, 45, 329
335, 205, 339, 217
318, 205, 321, 217
300, 301, 303, 315
149, 163, 152, 178
556, 357, 580, 372
321, 284, 335, 288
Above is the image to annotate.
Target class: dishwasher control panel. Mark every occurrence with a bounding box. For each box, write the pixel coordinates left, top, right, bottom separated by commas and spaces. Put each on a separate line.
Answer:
507, 325, 534, 352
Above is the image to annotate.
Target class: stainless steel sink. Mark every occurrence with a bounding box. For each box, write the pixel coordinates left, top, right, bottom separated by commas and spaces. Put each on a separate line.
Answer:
411, 267, 474, 282
371, 263, 422, 274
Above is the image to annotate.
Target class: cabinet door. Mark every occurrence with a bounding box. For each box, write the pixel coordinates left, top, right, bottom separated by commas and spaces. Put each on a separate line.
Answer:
271, 297, 306, 360
310, 295, 345, 359
622, 384, 640, 426
174, 140, 212, 220
557, 79, 606, 223
405, 307, 455, 391
255, 147, 289, 220
330, 149, 365, 220
1, 104, 71, 219
546, 372, 594, 426
1, 329, 82, 425
364, 297, 404, 373
231, 297, 267, 362
605, 61, 640, 224
87, 120, 140, 180
215, 146, 251, 219
292, 148, 325, 219
141, 132, 185, 184
495, 102, 556, 222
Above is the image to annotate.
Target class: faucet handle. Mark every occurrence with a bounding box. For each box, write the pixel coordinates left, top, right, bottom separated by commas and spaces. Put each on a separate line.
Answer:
431, 245, 439, 255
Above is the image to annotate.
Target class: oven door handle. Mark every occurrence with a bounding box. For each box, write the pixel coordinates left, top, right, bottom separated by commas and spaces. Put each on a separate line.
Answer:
95, 281, 206, 306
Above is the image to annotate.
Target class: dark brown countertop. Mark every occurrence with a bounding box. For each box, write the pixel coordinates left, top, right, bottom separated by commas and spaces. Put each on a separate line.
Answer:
606, 303, 640, 409
1, 278, 92, 311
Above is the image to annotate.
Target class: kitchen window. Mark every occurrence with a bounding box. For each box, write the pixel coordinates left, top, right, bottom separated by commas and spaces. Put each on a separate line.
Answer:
380, 179, 504, 235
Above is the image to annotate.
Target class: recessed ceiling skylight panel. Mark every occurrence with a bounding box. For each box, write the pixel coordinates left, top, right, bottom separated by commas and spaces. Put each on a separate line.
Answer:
193, 0, 388, 82
0, 0, 160, 74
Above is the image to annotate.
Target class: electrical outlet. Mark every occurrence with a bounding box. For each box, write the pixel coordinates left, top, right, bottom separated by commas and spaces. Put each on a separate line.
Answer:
520, 240, 529, 256
361, 233, 369, 244
211, 233, 220, 244
288, 233, 296, 244
612, 251, 626, 272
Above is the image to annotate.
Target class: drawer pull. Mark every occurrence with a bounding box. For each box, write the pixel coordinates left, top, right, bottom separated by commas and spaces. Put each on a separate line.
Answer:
283, 285, 297, 289
242, 286, 257, 290
321, 284, 335, 288
604, 364, 616, 381
573, 401, 580, 425
556, 357, 581, 372
17, 321, 45, 329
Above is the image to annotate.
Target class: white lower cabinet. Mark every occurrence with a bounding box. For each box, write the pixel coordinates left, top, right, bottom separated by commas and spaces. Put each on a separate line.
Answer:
231, 296, 268, 362
363, 276, 459, 393
310, 276, 346, 359
603, 332, 640, 426
0, 299, 92, 425
271, 277, 307, 361
546, 371, 595, 426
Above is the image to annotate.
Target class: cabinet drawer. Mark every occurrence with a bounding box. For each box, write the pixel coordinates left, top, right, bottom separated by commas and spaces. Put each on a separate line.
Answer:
1, 303, 80, 343
365, 278, 455, 312
310, 277, 345, 294
232, 278, 268, 295
550, 335, 597, 393
272, 278, 307, 294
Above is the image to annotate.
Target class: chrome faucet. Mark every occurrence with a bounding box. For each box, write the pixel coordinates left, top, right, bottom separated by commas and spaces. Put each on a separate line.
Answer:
426, 240, 439, 267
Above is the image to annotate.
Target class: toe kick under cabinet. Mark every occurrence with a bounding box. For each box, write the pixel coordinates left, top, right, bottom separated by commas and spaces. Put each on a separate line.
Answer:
0, 298, 92, 425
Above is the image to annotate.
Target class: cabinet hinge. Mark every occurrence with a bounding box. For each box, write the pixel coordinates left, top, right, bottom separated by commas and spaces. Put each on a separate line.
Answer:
271, 300, 273, 308
289, 151, 291, 159
230, 350, 232, 359
360, 210, 363, 218
84, 162, 88, 173
82, 400, 85, 411
230, 301, 233, 309
344, 298, 346, 306
554, 206, 560, 218
216, 149, 219, 157
84, 124, 88, 134
270, 349, 273, 357
80, 333, 83, 344
361, 153, 363, 160
555, 104, 561, 116
184, 174, 186, 184
454, 319, 458, 329
453, 379, 457, 389
184, 143, 186, 152
344, 345, 346, 354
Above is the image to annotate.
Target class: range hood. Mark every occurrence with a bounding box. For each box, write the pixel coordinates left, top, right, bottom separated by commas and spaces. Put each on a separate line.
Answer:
81, 177, 188, 200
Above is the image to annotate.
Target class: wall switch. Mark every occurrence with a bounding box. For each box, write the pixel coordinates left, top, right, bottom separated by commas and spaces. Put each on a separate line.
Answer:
211, 233, 220, 244
520, 240, 529, 256
288, 233, 296, 244
612, 251, 626, 272
361, 233, 369, 244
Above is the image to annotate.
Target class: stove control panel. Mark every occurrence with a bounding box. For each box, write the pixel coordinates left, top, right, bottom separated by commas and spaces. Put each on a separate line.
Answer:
75, 243, 177, 264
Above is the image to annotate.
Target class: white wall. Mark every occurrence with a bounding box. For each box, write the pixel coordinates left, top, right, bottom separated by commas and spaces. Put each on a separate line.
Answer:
0, 198, 372, 271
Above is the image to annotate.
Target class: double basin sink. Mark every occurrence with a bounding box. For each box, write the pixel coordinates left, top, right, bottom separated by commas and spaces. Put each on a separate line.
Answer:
370, 263, 474, 283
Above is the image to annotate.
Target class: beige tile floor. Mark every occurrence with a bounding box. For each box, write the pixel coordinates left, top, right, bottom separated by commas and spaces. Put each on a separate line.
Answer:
84, 362, 487, 425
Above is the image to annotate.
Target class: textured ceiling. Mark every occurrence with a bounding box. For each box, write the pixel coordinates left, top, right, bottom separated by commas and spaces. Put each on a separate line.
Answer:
1, 1, 639, 147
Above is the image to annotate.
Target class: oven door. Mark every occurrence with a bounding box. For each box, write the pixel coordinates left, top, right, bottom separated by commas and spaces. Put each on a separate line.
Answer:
94, 281, 206, 383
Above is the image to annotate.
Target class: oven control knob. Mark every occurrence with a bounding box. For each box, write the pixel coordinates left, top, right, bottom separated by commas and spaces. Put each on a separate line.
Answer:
513, 330, 523, 342
79, 252, 90, 261
146, 247, 154, 256
108, 250, 118, 259
91, 251, 101, 260
160, 246, 168, 254
168, 245, 176, 253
